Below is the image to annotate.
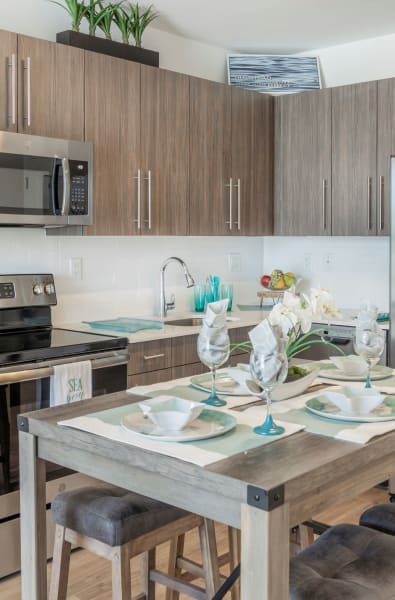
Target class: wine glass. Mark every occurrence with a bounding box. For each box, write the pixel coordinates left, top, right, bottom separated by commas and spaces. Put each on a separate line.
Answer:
250, 349, 288, 435
197, 329, 230, 407
353, 328, 385, 388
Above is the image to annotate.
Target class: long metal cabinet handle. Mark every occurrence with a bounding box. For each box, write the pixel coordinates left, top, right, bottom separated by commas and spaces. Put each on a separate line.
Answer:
236, 178, 241, 230
23, 57, 31, 127
7, 54, 16, 126
133, 169, 141, 229
322, 179, 327, 230
225, 178, 233, 230
61, 158, 71, 216
143, 353, 165, 360
145, 170, 152, 230
367, 176, 372, 231
379, 175, 384, 231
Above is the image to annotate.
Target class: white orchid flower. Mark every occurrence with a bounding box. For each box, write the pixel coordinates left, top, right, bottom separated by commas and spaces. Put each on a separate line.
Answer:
308, 287, 341, 320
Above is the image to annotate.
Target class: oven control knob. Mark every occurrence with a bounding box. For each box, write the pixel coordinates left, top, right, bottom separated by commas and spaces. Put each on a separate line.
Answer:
44, 283, 55, 295
33, 284, 44, 295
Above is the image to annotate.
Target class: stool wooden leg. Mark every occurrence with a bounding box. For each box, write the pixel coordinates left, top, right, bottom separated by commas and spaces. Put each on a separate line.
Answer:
49, 525, 71, 600
141, 548, 156, 600
299, 524, 315, 550
111, 544, 131, 600
199, 519, 220, 598
228, 527, 240, 600
166, 535, 185, 600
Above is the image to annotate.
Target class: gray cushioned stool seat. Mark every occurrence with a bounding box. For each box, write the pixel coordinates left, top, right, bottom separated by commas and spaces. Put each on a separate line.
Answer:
359, 503, 395, 536
290, 523, 395, 599
52, 486, 188, 547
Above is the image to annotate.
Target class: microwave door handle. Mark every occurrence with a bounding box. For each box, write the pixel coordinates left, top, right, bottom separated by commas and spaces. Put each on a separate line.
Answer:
61, 158, 71, 216
51, 158, 61, 215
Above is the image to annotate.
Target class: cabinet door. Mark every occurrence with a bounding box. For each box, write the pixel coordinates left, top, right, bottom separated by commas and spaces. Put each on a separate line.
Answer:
231, 87, 273, 235
140, 66, 189, 235
377, 78, 395, 236
85, 52, 140, 235
189, 77, 232, 235
17, 35, 84, 139
17, 35, 55, 136
332, 82, 377, 236
0, 30, 17, 132
274, 89, 332, 235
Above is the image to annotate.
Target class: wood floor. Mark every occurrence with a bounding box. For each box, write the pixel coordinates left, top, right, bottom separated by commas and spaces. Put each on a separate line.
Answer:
0, 486, 388, 599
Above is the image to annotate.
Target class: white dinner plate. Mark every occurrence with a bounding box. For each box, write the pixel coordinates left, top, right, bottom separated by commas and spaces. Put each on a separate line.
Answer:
318, 364, 393, 382
305, 395, 395, 423
120, 408, 237, 442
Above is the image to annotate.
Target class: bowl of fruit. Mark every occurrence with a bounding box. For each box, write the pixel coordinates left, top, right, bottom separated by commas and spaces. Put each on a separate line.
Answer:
260, 269, 297, 291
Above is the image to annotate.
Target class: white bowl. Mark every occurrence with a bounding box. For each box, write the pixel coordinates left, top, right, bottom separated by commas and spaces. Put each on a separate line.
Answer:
329, 355, 367, 377
272, 367, 320, 401
324, 386, 383, 415
138, 396, 204, 431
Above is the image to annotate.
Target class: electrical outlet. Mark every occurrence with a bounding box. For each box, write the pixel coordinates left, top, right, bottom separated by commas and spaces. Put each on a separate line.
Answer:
228, 253, 242, 273
322, 253, 334, 272
69, 257, 83, 280
304, 253, 312, 272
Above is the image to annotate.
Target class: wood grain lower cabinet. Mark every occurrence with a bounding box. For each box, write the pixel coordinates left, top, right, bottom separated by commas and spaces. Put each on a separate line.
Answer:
127, 326, 254, 387
332, 81, 378, 236
274, 89, 332, 235
0, 30, 17, 132
85, 52, 141, 236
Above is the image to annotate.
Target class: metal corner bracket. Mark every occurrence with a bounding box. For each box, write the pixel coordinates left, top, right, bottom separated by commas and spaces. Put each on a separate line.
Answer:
247, 484, 285, 511
17, 415, 30, 433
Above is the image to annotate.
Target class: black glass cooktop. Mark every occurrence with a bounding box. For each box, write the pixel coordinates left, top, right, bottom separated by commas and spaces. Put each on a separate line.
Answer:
0, 327, 128, 366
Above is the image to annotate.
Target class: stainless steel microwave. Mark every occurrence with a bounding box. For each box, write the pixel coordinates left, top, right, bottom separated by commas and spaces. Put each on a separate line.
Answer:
0, 132, 92, 227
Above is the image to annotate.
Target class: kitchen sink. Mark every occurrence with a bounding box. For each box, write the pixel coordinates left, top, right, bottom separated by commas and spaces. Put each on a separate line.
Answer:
164, 317, 203, 326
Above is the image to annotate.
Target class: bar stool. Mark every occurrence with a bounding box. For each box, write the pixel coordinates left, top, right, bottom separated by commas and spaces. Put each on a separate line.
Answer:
289, 523, 395, 599
49, 486, 221, 600
359, 502, 395, 535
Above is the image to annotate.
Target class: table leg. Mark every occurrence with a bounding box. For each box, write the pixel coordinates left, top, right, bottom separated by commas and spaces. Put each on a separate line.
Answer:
240, 502, 289, 600
19, 431, 47, 600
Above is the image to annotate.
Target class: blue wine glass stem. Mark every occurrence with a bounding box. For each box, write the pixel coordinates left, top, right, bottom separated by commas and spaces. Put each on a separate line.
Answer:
211, 367, 216, 399
365, 362, 372, 389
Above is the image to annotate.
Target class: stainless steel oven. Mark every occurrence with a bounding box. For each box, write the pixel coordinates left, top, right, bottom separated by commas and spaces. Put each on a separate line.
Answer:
0, 132, 92, 227
0, 274, 128, 577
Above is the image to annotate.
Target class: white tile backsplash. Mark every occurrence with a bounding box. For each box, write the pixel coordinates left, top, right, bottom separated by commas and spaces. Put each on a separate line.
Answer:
0, 229, 264, 323
263, 236, 390, 311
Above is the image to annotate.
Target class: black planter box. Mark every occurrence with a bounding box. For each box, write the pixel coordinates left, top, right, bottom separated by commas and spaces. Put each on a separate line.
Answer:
56, 30, 159, 67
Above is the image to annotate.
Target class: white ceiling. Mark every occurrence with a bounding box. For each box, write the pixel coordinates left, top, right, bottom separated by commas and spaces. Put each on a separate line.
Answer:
152, 0, 395, 53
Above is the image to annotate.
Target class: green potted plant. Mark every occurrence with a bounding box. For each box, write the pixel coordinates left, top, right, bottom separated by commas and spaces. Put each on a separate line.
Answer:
50, 0, 88, 32
53, 0, 159, 67
128, 2, 158, 47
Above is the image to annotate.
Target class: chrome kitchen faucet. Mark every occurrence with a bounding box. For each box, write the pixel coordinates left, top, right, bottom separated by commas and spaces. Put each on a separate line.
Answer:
160, 257, 195, 318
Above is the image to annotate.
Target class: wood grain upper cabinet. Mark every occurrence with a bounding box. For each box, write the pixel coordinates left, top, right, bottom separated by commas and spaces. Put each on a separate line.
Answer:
274, 89, 332, 235
189, 77, 232, 235
332, 81, 377, 236
17, 35, 84, 140
85, 52, 140, 235
231, 87, 273, 235
140, 66, 189, 235
0, 30, 17, 132
377, 78, 395, 236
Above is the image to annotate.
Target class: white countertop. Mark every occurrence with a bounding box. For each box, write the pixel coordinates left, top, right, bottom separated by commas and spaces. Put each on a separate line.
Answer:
58, 307, 389, 344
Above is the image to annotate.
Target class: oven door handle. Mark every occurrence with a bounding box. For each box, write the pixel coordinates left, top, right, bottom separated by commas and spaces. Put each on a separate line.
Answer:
0, 353, 128, 386
321, 336, 351, 346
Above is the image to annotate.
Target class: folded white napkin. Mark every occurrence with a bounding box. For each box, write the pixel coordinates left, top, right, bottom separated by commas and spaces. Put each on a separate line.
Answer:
198, 300, 229, 366
50, 361, 92, 407
248, 320, 287, 384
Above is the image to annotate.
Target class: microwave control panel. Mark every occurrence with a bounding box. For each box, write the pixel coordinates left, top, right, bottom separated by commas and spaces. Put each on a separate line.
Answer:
69, 160, 89, 215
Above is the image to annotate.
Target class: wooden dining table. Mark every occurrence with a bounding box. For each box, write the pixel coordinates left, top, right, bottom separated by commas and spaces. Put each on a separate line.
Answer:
18, 388, 395, 600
